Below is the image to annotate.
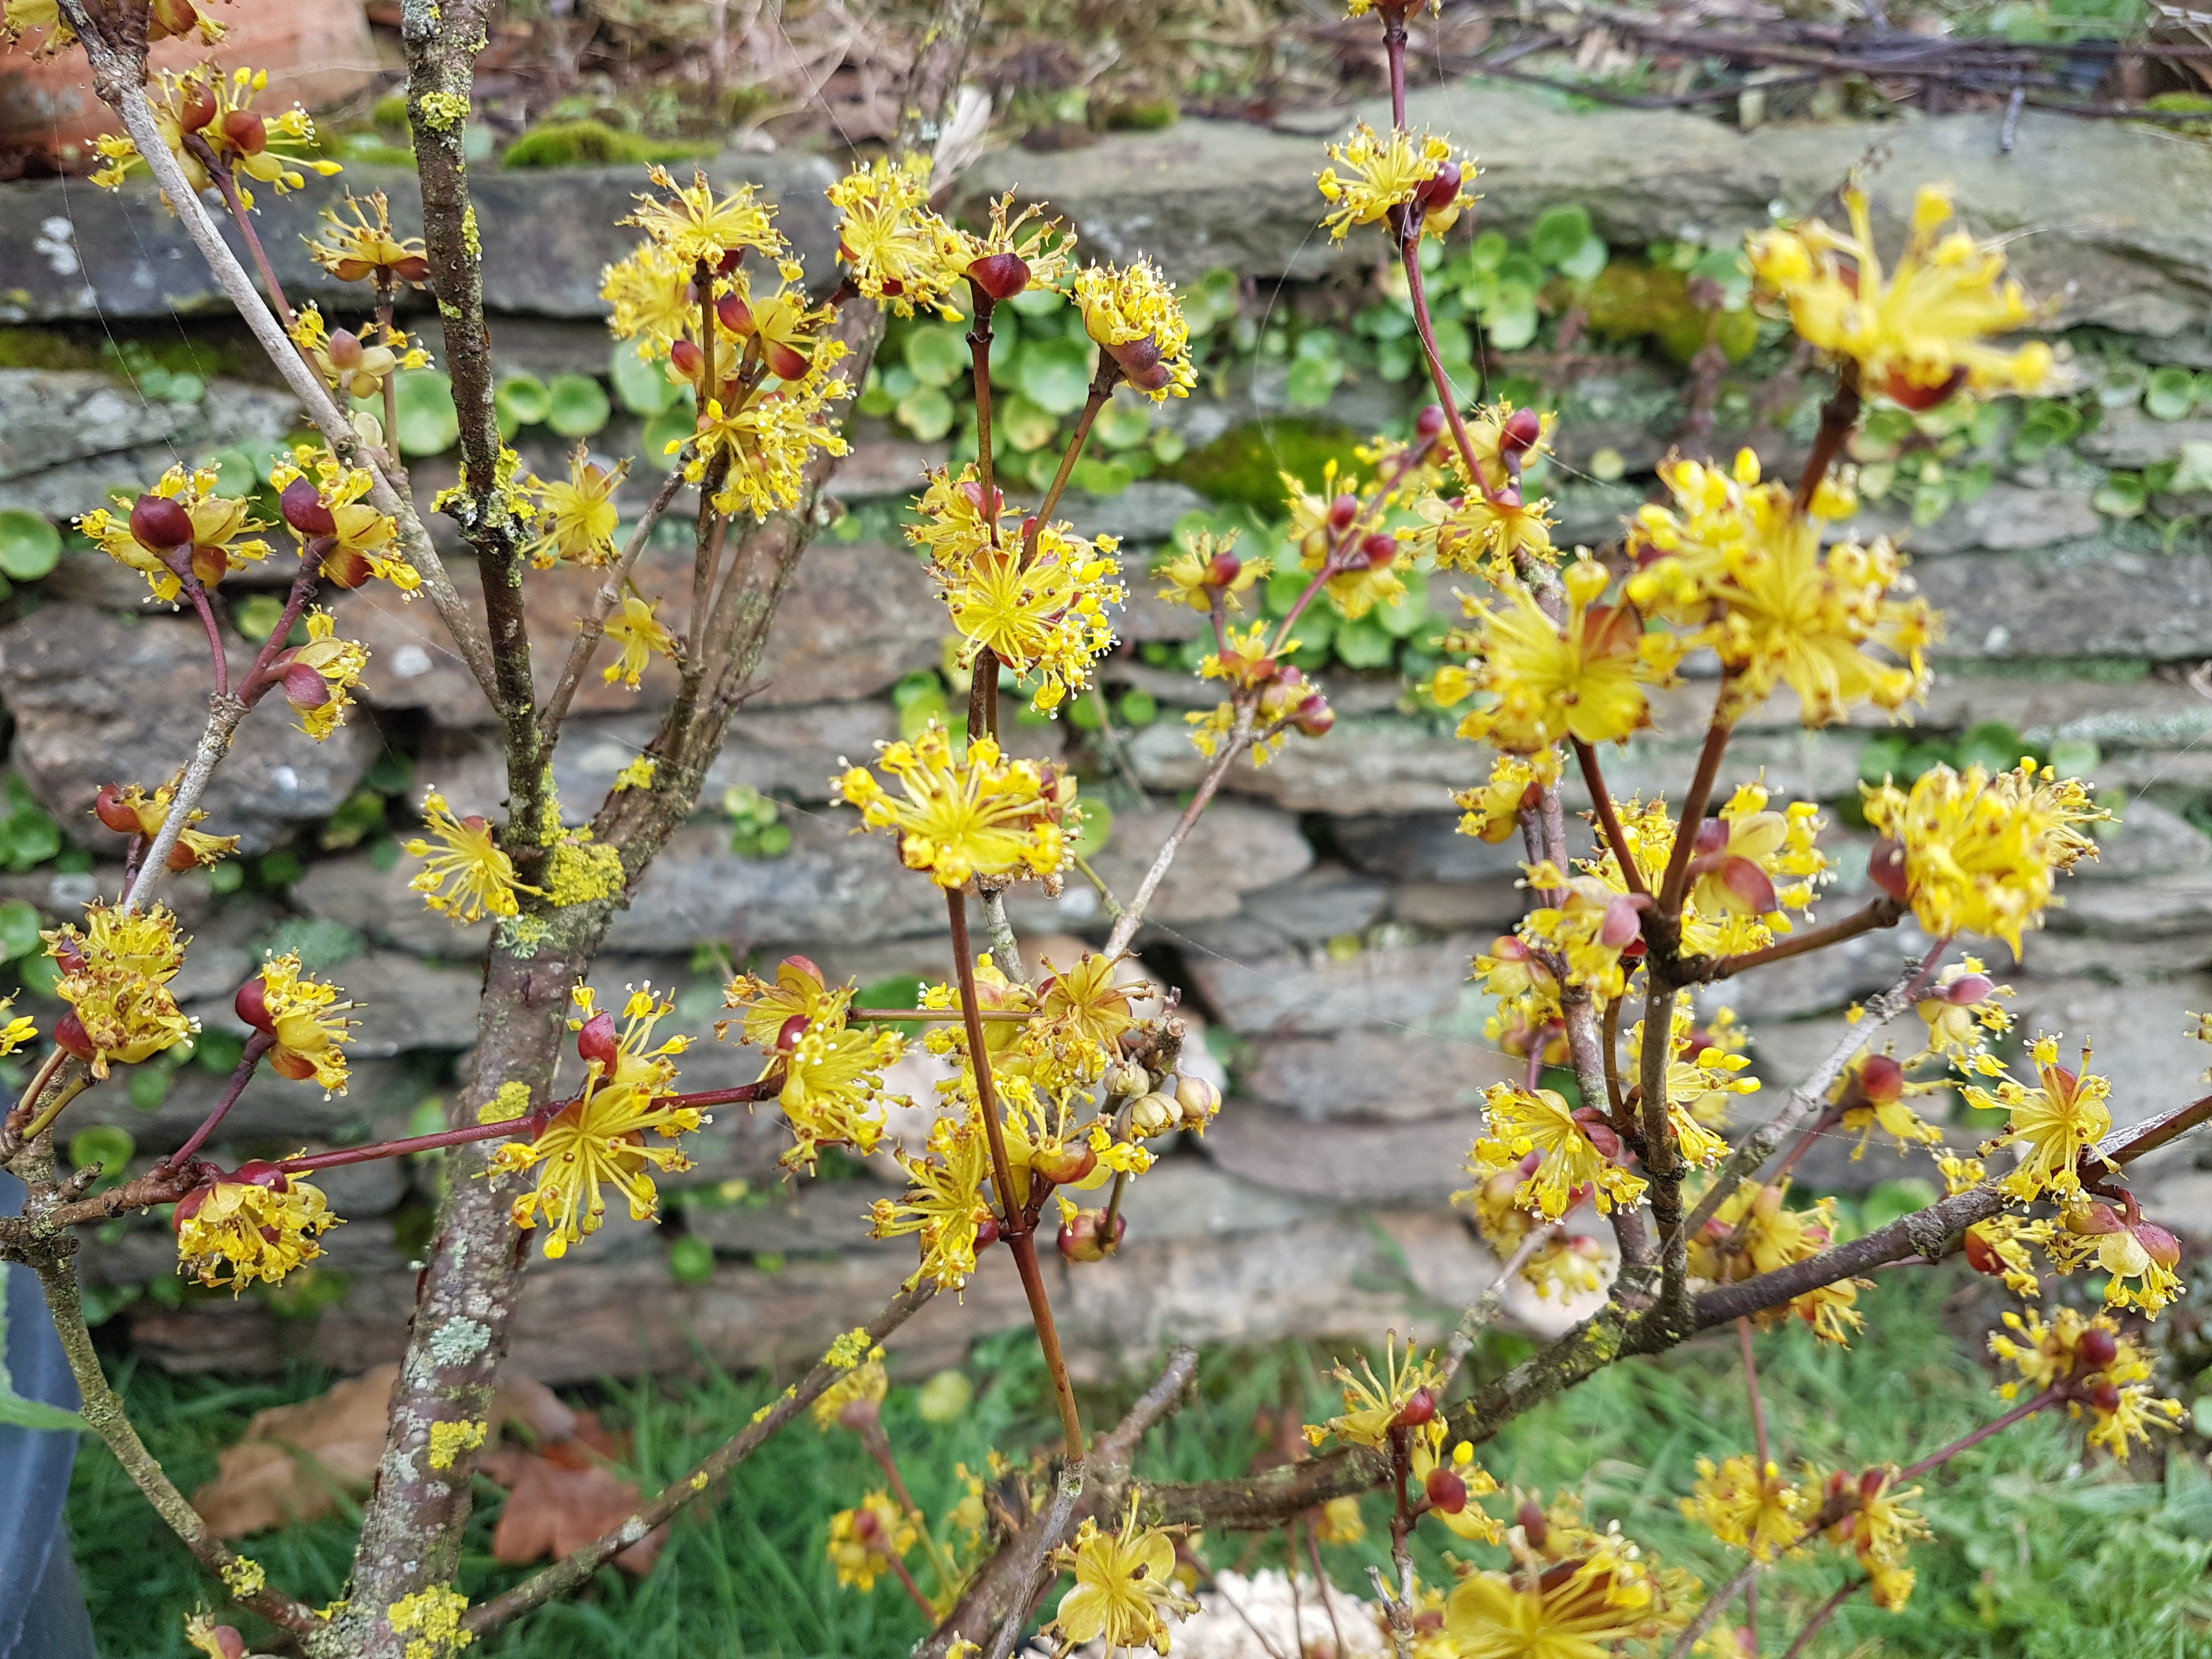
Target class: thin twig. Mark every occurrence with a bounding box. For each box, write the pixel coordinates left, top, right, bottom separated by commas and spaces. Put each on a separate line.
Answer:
1780, 1578, 1861, 1659
1103, 707, 1255, 956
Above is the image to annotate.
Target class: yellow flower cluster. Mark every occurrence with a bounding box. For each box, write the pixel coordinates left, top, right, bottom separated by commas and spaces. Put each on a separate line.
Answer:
826, 1493, 916, 1591
1446, 1497, 1690, 1657
94, 777, 238, 870
835, 725, 1069, 889
269, 447, 417, 592
1316, 123, 1475, 242
518, 452, 627, 568
174, 1167, 339, 1291
408, 792, 539, 923
43, 902, 196, 1077
922, 516, 1125, 715
1305, 1332, 1447, 1449
680, 351, 854, 520
1989, 1307, 2185, 1462
1466, 1083, 1648, 1220
76, 463, 270, 603
1688, 1179, 1867, 1345
1452, 749, 1559, 844
1072, 257, 1197, 400
280, 611, 371, 741
828, 160, 1073, 317
1042, 1493, 1195, 1655
306, 190, 431, 286
1628, 449, 1934, 727
872, 1108, 996, 1290
625, 165, 781, 267
490, 986, 700, 1259
1681, 1454, 1813, 1562
1748, 180, 2051, 407
723, 957, 907, 1173
93, 67, 340, 209
1967, 1034, 2113, 1202
247, 951, 358, 1095
1860, 760, 2102, 959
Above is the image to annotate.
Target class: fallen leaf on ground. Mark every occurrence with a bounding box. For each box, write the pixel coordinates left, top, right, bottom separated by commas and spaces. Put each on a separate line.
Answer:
480, 1445, 666, 1575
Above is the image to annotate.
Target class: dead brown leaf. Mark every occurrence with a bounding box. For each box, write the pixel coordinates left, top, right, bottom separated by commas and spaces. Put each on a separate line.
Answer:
479, 1446, 666, 1575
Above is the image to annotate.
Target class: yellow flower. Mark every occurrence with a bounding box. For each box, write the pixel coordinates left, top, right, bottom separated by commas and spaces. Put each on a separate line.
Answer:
1914, 958, 2014, 1063
1470, 1084, 1647, 1220
678, 353, 852, 519
520, 452, 627, 568
1306, 1332, 1446, 1449
407, 792, 539, 923
269, 447, 417, 592
0, 998, 34, 1059
775, 1002, 905, 1174
625, 164, 783, 267
1033, 952, 1144, 1081
720, 954, 846, 1048
174, 1167, 340, 1290
1968, 1034, 2113, 1201
1747, 180, 2051, 406
601, 592, 679, 689
1316, 122, 1474, 241
931, 523, 1125, 713
43, 902, 195, 1078
1444, 1549, 1669, 1659
1408, 1420, 1504, 1543
1453, 750, 1559, 844
1450, 560, 1678, 753
1518, 870, 1645, 1001
836, 725, 1068, 889
828, 154, 963, 317
278, 609, 370, 741
290, 303, 430, 409
600, 242, 701, 357
94, 66, 340, 210
2042, 1198, 2186, 1319
1689, 1180, 1868, 1345
1153, 530, 1268, 613
241, 951, 358, 1095
490, 986, 699, 1258
1281, 462, 1407, 619
76, 463, 271, 603
944, 188, 1078, 294
1827, 1468, 1929, 1588
1681, 1455, 1809, 1561
92, 777, 239, 870
827, 1492, 917, 1592
1315, 1495, 1367, 1544
872, 1110, 995, 1290
1861, 761, 2102, 960
1043, 1493, 1195, 1654
306, 190, 431, 285
1071, 258, 1195, 400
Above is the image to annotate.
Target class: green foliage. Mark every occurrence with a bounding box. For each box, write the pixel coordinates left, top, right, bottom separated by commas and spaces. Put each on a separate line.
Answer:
611, 339, 681, 417
499, 119, 716, 170
546, 373, 613, 439
0, 509, 61, 580
722, 785, 791, 859
392, 369, 461, 457
0, 773, 64, 872
1166, 418, 1369, 509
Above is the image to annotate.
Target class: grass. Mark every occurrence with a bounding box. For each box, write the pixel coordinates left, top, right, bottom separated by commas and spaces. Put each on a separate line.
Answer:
70, 1270, 2212, 1657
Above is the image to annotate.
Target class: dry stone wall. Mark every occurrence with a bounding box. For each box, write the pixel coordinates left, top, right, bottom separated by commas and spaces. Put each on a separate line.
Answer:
2, 86, 2210, 1381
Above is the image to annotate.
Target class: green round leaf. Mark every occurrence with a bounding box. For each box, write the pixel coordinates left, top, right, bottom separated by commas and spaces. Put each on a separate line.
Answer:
1957, 721, 2027, 775
1009, 286, 1066, 319
546, 373, 612, 438
1070, 457, 1132, 496
1529, 204, 1594, 267
668, 1233, 715, 1286
986, 312, 1021, 382
2047, 736, 2100, 778
0, 898, 42, 961
69, 1124, 134, 1175
1093, 390, 1153, 450
1375, 568, 1430, 638
1017, 337, 1095, 416
644, 399, 698, 461
610, 338, 677, 416
904, 324, 969, 389
896, 384, 956, 442
1284, 354, 1342, 411
1857, 735, 1909, 786
392, 370, 461, 456
1557, 234, 1610, 283
2094, 472, 2148, 519
0, 510, 60, 581
997, 393, 1059, 453
753, 820, 793, 857
1068, 691, 1104, 730
1332, 612, 1396, 669
1484, 286, 1541, 352
1150, 426, 1187, 465
1118, 689, 1158, 725
2145, 364, 2199, 421
496, 374, 551, 430
1069, 798, 1113, 861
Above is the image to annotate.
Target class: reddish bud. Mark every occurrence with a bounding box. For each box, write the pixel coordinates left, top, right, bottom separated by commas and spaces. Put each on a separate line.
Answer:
130, 493, 194, 552
1858, 1053, 1906, 1106
2063, 1200, 2123, 1237
1598, 893, 1643, 949
319, 546, 373, 590
1573, 1107, 1623, 1161
200, 1626, 248, 1659
177, 82, 220, 132
838, 1392, 882, 1431
716, 246, 747, 275
221, 110, 267, 155
967, 252, 1031, 301
974, 1214, 1001, 1248
1355, 532, 1398, 571
235, 1159, 290, 1192
1516, 1499, 1549, 1547
1393, 1388, 1437, 1429
1884, 365, 1967, 413
1424, 1468, 1469, 1513
1963, 1226, 2005, 1279
1413, 160, 1462, 213
1124, 358, 1174, 393
765, 340, 810, 382
577, 1009, 620, 1068
1032, 1143, 1098, 1186
1867, 838, 1909, 900
54, 1010, 94, 1060
1718, 854, 1779, 915
1944, 973, 1996, 1005
775, 1013, 812, 1053
2088, 1380, 2123, 1413
1859, 1468, 1888, 1504
1500, 406, 1543, 454
281, 476, 337, 537
1057, 1209, 1124, 1262
1692, 817, 1730, 856
1328, 493, 1360, 532
2137, 1221, 2182, 1268
852, 1505, 882, 1542
326, 328, 366, 370
392, 253, 432, 283
282, 662, 332, 709
1205, 550, 1243, 589
1415, 404, 1446, 442
235, 975, 273, 1034
1106, 334, 1163, 376
269, 1047, 318, 1080
2075, 1325, 2119, 1370
716, 294, 753, 335
1293, 693, 1335, 738
669, 337, 706, 381
93, 784, 139, 836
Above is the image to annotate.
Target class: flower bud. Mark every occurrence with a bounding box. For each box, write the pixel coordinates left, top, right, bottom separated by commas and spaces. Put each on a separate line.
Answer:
93, 784, 139, 836
1884, 366, 1966, 413
281, 476, 338, 537
178, 82, 220, 132
1327, 493, 1360, 532
1867, 838, 1908, 901
1944, 972, 1996, 1005
235, 975, 273, 1034
1718, 855, 1779, 916
765, 340, 811, 382
201, 1627, 249, 1659
1293, 694, 1334, 737
1412, 160, 1462, 214
1572, 1105, 1623, 1160
235, 1159, 291, 1192
1500, 406, 1543, 455
974, 1213, 1001, 1248
1123, 358, 1174, 393
1424, 1467, 1468, 1513
221, 110, 267, 155
2074, 1325, 2119, 1370
1857, 1053, 1905, 1106
577, 1009, 620, 1068
393, 253, 432, 283
716, 246, 748, 276
1057, 1208, 1124, 1262
1415, 404, 1446, 442
775, 1013, 811, 1053
1355, 532, 1397, 570
2063, 1200, 2122, 1236
2136, 1221, 2182, 1268
838, 1393, 882, 1431
1516, 1499, 1548, 1546
1598, 894, 1642, 949
130, 493, 195, 552
2088, 1380, 2123, 1413
1130, 1091, 1177, 1137
669, 337, 706, 382
967, 252, 1031, 301
1692, 817, 1730, 856
1962, 1224, 2005, 1279
715, 294, 753, 336
281, 661, 332, 710
1032, 1143, 1098, 1186
1858, 1467, 1888, 1504
1205, 549, 1242, 589
1175, 1074, 1221, 1127
326, 328, 366, 370
852, 1504, 882, 1543
1393, 1387, 1437, 1428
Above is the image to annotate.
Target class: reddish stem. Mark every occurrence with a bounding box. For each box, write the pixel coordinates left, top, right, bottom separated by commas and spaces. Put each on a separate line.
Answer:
966, 285, 998, 542
1792, 364, 1862, 519
1705, 898, 1902, 981
1658, 719, 1735, 915
178, 577, 230, 698
238, 558, 323, 702
186, 138, 296, 330
1737, 1317, 1770, 1471
889, 1548, 938, 1619
1574, 740, 1647, 897
1779, 1579, 1861, 1659
1398, 221, 1486, 486
1897, 1387, 2057, 1481
163, 1031, 273, 1170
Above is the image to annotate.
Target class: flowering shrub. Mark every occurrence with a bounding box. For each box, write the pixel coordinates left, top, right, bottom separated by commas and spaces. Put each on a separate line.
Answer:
0, 1, 2203, 1657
